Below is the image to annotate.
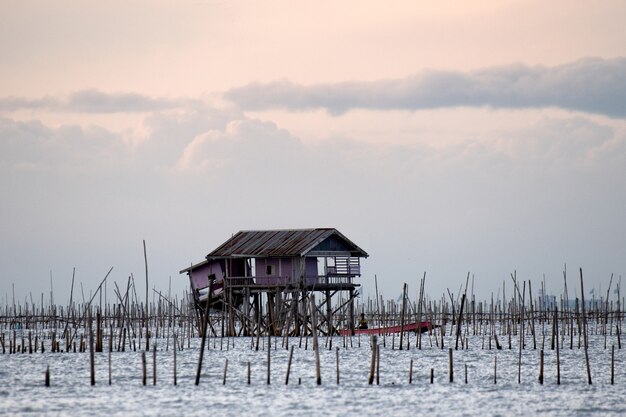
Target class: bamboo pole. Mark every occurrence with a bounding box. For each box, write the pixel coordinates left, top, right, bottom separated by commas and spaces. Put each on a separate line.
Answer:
449, 348, 453, 383
539, 350, 544, 385
611, 344, 615, 385
580, 268, 592, 385
368, 336, 377, 385
336, 347, 340, 384
173, 334, 177, 386
142, 352, 147, 386
89, 308, 95, 386
555, 307, 560, 385
399, 283, 407, 350
195, 280, 213, 385
285, 345, 294, 385
310, 294, 321, 385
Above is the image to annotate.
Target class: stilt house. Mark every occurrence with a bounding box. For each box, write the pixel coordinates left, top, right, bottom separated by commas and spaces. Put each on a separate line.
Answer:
180, 228, 368, 335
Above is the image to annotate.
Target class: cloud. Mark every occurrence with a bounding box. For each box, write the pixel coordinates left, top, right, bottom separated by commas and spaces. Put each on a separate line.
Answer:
0, 90, 184, 113
67, 90, 185, 113
0, 96, 61, 111
175, 118, 311, 183
0, 117, 129, 172
491, 116, 622, 167
1, 100, 626, 303
225, 57, 626, 118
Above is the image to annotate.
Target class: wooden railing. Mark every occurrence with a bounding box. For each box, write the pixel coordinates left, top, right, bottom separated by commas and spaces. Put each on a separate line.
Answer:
223, 275, 355, 287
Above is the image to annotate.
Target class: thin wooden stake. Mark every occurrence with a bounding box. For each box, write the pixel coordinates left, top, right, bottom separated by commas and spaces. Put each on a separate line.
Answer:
336, 347, 340, 384
286, 345, 294, 385
195, 280, 213, 385
267, 333, 271, 385
310, 294, 321, 385
449, 348, 453, 382
376, 347, 380, 385
173, 334, 177, 386
494, 356, 497, 384
580, 268, 592, 385
539, 349, 544, 385
142, 352, 147, 386
611, 344, 615, 385
89, 309, 95, 386
368, 336, 377, 385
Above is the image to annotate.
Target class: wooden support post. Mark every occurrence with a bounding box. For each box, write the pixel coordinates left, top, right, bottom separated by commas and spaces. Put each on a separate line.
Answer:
254, 293, 261, 351
310, 294, 321, 385
349, 288, 355, 337
267, 292, 276, 337
326, 289, 333, 336
230, 283, 237, 337
243, 287, 251, 337
195, 280, 213, 385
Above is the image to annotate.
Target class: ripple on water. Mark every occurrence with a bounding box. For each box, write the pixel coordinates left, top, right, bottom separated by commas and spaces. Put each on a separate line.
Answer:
2, 334, 625, 417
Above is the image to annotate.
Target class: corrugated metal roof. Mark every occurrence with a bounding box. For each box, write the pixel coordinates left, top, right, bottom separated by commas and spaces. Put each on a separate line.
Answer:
206, 228, 368, 258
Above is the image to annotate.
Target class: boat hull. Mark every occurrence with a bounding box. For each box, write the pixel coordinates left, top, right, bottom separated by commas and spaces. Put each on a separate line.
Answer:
338, 321, 435, 336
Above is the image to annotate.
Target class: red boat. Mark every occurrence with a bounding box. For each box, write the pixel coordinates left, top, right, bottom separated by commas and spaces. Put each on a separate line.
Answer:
338, 321, 436, 336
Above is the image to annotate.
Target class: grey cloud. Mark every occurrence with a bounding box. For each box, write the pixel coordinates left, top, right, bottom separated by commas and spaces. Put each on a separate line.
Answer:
225, 58, 626, 118
0, 96, 61, 111
0, 90, 183, 113
67, 90, 182, 113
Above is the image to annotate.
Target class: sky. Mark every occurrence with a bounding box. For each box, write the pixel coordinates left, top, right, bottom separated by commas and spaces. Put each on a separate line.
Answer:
1, 0, 626, 306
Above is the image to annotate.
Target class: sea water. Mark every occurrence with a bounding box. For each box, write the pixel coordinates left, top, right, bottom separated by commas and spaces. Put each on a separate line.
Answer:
1, 333, 625, 416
